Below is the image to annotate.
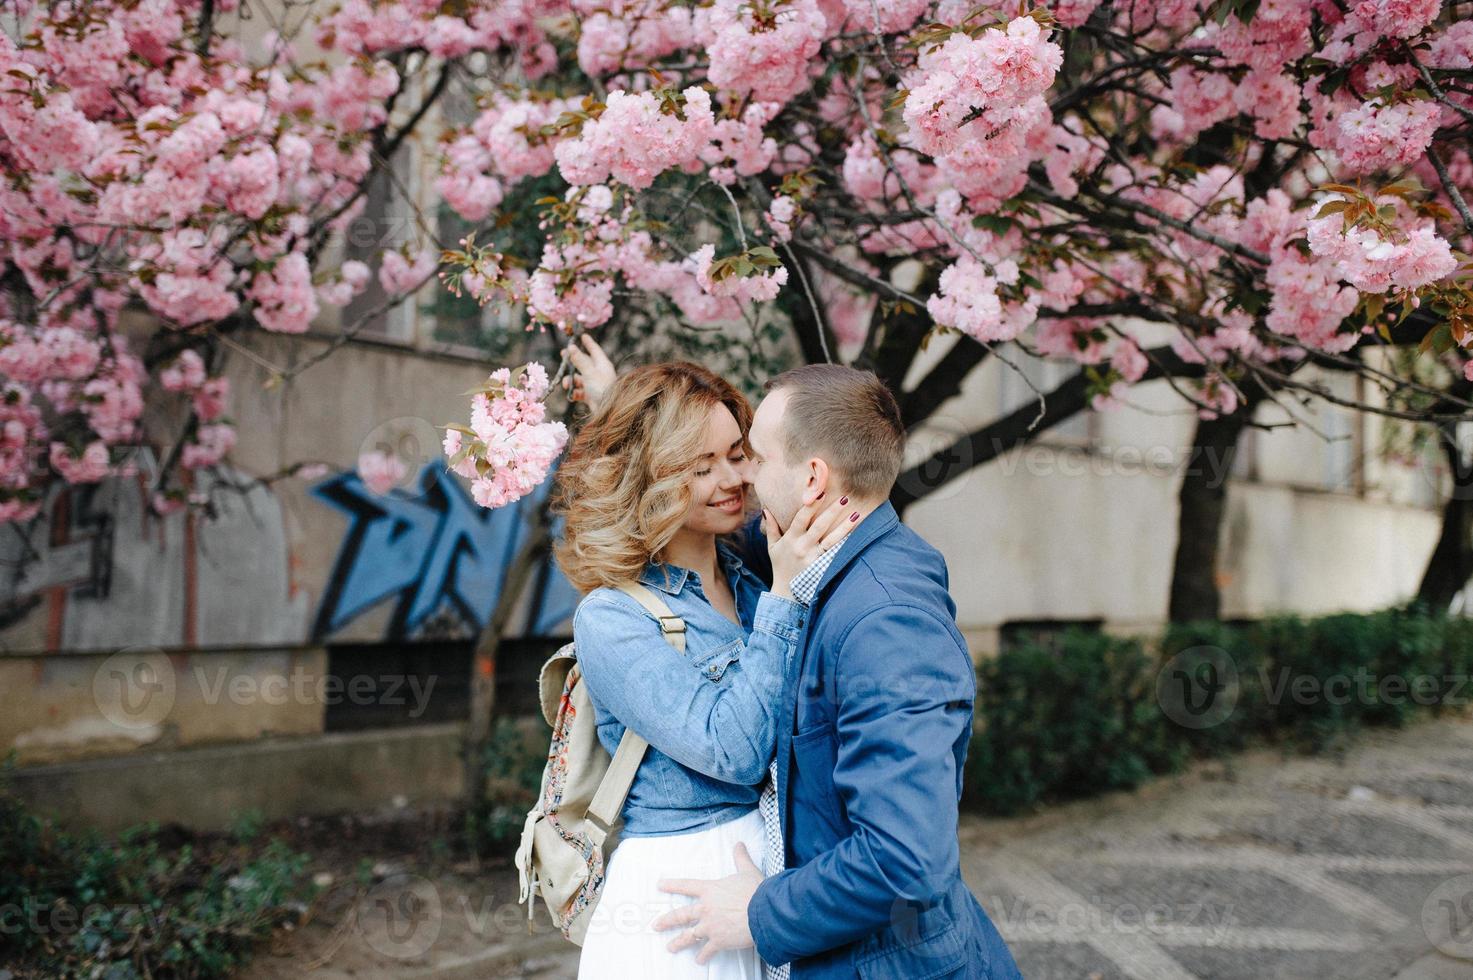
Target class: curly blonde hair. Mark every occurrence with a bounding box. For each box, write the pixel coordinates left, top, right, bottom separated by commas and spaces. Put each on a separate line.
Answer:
552, 361, 753, 594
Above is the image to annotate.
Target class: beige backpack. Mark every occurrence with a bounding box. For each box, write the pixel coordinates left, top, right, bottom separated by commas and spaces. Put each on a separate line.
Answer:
514, 583, 685, 945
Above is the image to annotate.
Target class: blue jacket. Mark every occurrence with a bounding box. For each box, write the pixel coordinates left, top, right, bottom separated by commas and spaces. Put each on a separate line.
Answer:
743, 503, 1021, 980
571, 541, 806, 837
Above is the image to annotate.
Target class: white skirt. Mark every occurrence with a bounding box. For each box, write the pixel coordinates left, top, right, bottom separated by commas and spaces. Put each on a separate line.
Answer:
579, 808, 767, 979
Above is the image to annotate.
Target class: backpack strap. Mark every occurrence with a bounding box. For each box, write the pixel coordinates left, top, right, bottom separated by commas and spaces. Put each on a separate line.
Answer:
585, 582, 685, 847
614, 581, 686, 654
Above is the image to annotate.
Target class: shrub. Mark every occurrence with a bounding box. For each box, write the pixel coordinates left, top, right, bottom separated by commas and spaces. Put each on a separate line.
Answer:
0, 758, 318, 979
966, 630, 1185, 814
968, 608, 1473, 816
463, 715, 546, 857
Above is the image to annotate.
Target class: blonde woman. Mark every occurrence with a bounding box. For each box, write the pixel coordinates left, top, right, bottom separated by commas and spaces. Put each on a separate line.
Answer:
553, 357, 852, 979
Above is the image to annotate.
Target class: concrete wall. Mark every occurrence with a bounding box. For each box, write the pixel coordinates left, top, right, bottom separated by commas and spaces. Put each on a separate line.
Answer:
902, 328, 1444, 654
6, 723, 465, 834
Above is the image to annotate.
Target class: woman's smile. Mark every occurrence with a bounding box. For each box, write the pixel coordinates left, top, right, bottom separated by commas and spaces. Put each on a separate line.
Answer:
708, 491, 744, 513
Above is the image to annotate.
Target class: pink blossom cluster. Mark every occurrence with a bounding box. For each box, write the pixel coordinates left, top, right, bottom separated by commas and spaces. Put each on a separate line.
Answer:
1329, 98, 1441, 176
702, 102, 782, 185
159, 349, 233, 427
472, 96, 573, 183
840, 0, 931, 33
1307, 199, 1458, 295
379, 248, 440, 296
437, 134, 506, 223
130, 229, 241, 328
704, 0, 827, 104
555, 88, 716, 190
926, 255, 1038, 343
358, 449, 408, 496
902, 16, 1063, 159
317, 0, 558, 62
318, 261, 372, 308
181, 423, 237, 470
933, 97, 1051, 213
160, 350, 208, 392
764, 196, 799, 242
1150, 67, 1237, 143
528, 241, 618, 332
0, 324, 101, 384
1194, 377, 1241, 421
1207, 0, 1314, 71
249, 252, 319, 334
1090, 339, 1150, 411
1346, 0, 1444, 39
577, 0, 693, 75
1036, 317, 1109, 362
49, 441, 111, 484
443, 363, 569, 510
0, 383, 48, 521
611, 232, 743, 324
691, 244, 791, 303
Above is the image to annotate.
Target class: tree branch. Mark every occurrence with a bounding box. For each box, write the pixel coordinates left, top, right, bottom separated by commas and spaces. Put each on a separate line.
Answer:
890, 346, 1202, 513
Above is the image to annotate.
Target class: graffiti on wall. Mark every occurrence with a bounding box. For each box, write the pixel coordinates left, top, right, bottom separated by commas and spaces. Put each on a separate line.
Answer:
0, 453, 309, 653
309, 462, 578, 642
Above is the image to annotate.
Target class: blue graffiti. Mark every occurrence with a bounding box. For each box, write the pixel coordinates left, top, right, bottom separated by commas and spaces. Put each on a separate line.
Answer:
309, 463, 578, 641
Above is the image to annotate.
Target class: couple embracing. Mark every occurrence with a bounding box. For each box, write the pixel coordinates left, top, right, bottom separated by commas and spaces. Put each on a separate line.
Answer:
550, 336, 1021, 980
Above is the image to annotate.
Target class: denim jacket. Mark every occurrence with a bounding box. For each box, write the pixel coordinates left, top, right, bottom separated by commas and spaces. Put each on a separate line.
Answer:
571, 541, 806, 837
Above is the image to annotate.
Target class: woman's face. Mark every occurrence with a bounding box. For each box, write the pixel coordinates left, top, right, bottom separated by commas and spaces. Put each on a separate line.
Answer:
681, 402, 753, 536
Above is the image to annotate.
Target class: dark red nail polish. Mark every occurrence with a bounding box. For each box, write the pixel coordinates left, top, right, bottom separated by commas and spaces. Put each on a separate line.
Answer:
839, 495, 848, 506
849, 512, 859, 522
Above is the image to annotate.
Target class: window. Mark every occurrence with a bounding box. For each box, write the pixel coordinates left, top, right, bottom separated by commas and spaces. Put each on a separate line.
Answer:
341, 141, 418, 344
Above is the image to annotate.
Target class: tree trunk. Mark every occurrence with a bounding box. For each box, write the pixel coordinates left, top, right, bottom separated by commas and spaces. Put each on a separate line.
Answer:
463, 507, 552, 806
1167, 406, 1256, 622
1416, 420, 1473, 611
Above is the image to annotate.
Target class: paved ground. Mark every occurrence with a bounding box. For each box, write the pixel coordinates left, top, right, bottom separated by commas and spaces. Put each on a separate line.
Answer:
240, 716, 1473, 979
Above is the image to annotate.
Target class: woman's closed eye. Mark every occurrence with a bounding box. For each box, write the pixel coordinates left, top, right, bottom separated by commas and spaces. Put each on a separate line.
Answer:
695, 452, 747, 477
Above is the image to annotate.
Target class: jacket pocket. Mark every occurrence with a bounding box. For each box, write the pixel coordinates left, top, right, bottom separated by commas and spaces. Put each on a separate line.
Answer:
852, 910, 967, 980
690, 638, 742, 682
790, 722, 845, 838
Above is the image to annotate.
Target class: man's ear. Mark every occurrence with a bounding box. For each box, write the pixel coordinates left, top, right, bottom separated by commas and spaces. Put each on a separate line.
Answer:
803, 457, 831, 504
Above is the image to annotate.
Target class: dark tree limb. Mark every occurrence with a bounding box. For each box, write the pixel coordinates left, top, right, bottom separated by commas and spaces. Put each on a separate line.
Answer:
1166, 381, 1277, 623
900, 337, 991, 428
890, 346, 1203, 514
1417, 376, 1473, 611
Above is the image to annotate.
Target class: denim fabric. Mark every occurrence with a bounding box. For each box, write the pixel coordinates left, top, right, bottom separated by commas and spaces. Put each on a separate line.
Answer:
740, 505, 1024, 980
572, 541, 805, 838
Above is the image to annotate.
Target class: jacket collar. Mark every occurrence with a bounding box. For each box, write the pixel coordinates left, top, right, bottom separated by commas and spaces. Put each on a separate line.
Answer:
638, 562, 687, 595
638, 541, 745, 595
814, 500, 899, 596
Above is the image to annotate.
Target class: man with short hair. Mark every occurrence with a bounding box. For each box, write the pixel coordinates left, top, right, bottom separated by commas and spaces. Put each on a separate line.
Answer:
651, 363, 1022, 979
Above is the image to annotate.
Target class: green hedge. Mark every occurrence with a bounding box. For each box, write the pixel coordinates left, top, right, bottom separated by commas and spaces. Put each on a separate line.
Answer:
0, 762, 319, 979
965, 604, 1473, 815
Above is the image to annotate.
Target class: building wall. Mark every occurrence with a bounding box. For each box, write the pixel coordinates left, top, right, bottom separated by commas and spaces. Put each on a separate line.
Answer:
902, 329, 1445, 654
0, 321, 1447, 769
